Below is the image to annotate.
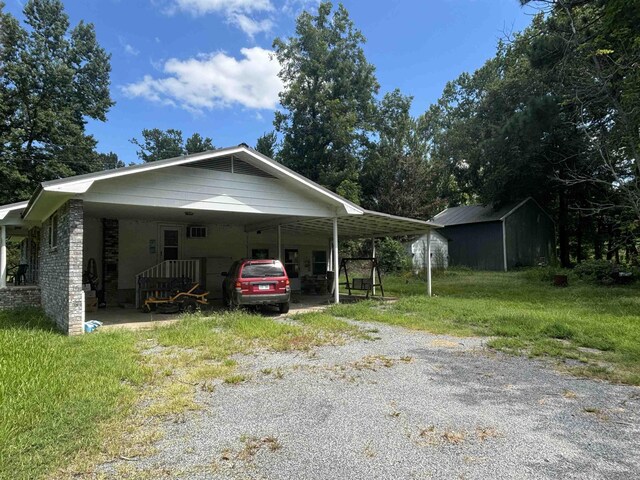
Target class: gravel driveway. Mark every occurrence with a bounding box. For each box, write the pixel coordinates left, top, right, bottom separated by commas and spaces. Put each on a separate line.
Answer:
106, 319, 640, 479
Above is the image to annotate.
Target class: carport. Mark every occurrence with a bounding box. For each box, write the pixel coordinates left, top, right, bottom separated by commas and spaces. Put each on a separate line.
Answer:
250, 210, 442, 303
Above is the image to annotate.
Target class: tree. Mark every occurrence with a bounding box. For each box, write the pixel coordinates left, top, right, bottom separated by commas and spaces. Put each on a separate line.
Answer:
255, 131, 277, 158
273, 1, 379, 203
130, 128, 184, 163
361, 89, 444, 219
185, 133, 214, 155
0, 0, 114, 203
131, 129, 216, 162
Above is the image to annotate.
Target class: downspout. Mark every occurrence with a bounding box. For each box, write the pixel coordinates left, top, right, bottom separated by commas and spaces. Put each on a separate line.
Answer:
333, 217, 339, 304
0, 225, 6, 288
426, 230, 432, 297
502, 219, 508, 272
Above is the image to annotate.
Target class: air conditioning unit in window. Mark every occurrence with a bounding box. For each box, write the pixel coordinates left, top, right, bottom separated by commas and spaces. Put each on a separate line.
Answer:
187, 226, 207, 238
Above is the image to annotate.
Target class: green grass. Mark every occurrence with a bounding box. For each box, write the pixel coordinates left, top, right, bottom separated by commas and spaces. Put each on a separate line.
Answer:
331, 269, 640, 384
0, 308, 144, 480
0, 308, 361, 480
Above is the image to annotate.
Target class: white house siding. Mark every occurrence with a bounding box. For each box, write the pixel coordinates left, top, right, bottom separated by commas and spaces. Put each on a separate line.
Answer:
408, 231, 449, 270
81, 166, 336, 218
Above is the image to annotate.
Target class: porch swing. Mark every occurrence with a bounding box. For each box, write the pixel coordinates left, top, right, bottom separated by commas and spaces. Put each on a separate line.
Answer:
338, 257, 384, 299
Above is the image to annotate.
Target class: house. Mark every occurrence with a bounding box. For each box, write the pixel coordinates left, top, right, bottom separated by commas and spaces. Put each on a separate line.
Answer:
0, 145, 440, 334
432, 198, 555, 271
405, 230, 449, 271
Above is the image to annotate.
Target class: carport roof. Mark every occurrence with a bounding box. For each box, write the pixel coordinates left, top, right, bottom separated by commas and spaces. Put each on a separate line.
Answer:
269, 210, 442, 238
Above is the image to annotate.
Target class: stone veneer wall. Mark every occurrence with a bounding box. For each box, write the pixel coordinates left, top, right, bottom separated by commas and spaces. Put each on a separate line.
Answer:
102, 218, 119, 306
0, 286, 41, 309
39, 199, 84, 335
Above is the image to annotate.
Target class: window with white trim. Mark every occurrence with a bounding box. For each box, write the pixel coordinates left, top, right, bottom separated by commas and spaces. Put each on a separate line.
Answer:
48, 212, 58, 249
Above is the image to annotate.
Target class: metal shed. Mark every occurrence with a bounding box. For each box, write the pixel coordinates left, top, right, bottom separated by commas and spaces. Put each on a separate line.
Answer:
433, 198, 555, 271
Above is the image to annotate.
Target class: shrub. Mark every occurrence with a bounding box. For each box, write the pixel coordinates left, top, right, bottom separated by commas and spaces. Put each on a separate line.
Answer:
573, 259, 635, 285
376, 238, 412, 274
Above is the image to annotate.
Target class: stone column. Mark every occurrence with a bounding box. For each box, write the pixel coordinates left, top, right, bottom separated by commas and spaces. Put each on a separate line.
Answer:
39, 199, 84, 335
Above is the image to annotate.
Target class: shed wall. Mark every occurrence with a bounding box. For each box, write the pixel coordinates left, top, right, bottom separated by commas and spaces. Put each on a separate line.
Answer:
505, 200, 555, 268
443, 222, 504, 271
408, 231, 449, 270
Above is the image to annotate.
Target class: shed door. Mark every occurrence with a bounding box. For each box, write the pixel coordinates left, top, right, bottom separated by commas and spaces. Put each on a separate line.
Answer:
161, 227, 180, 261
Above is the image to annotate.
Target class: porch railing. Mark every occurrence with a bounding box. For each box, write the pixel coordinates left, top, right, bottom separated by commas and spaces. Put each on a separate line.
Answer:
135, 259, 200, 308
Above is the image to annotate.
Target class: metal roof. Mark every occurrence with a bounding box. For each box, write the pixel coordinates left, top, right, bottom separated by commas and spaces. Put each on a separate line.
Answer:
277, 210, 441, 238
433, 200, 526, 226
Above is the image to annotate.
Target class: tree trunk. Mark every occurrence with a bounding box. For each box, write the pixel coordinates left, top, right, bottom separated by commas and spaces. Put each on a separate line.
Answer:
594, 218, 603, 260
576, 211, 583, 263
558, 190, 571, 268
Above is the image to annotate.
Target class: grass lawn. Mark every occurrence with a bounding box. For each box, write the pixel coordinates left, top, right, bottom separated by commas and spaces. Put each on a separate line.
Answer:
0, 307, 361, 480
2, 269, 639, 478
331, 269, 640, 384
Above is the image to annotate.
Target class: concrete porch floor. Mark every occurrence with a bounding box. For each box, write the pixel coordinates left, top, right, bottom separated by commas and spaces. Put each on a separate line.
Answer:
93, 294, 394, 331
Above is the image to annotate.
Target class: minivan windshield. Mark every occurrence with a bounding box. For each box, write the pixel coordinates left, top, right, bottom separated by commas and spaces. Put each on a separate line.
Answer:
241, 263, 285, 278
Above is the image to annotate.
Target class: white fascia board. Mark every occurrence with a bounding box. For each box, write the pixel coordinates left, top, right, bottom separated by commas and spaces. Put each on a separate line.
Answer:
44, 180, 95, 194
0, 202, 29, 222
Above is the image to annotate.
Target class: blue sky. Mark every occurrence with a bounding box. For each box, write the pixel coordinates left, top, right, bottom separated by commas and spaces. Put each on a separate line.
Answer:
5, 0, 538, 163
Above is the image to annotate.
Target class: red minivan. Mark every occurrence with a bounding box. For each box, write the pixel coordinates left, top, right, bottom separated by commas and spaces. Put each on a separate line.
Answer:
222, 259, 291, 313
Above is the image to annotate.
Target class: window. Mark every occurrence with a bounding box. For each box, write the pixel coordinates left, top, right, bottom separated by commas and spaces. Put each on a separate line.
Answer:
187, 226, 207, 238
48, 212, 58, 249
312, 250, 327, 275
284, 249, 299, 278
251, 248, 269, 259
241, 263, 284, 278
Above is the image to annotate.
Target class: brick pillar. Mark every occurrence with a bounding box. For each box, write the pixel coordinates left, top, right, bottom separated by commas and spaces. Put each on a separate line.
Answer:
39, 199, 84, 335
102, 219, 119, 307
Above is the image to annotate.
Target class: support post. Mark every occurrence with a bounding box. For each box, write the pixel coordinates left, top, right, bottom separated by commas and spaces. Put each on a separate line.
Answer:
277, 225, 282, 261
426, 230, 432, 297
371, 237, 376, 295
0, 225, 6, 288
333, 217, 339, 304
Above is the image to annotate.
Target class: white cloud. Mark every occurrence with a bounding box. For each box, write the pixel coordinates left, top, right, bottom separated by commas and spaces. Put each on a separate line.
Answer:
171, 0, 273, 15
228, 12, 274, 37
124, 44, 140, 56
163, 0, 275, 38
119, 36, 140, 56
122, 47, 282, 113
282, 0, 319, 16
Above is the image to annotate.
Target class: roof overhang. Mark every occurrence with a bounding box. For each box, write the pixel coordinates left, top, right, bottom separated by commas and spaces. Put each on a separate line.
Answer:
0, 201, 31, 238
21, 146, 364, 222
250, 210, 442, 239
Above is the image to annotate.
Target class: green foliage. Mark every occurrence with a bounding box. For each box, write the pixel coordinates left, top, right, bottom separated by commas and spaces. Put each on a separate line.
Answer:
361, 89, 444, 218
573, 259, 637, 285
273, 1, 378, 196
0, 0, 114, 203
184, 132, 214, 155
130, 128, 215, 162
255, 131, 277, 158
376, 238, 411, 274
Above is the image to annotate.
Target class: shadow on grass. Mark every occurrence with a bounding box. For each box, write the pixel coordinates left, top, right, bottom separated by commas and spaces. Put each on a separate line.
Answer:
0, 307, 59, 333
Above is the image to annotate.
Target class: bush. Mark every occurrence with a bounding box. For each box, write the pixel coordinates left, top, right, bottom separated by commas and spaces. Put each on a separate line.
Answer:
573, 259, 635, 285
521, 266, 559, 283
376, 238, 412, 274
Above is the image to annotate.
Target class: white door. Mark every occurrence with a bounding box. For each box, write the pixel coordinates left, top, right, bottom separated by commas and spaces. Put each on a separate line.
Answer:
160, 226, 180, 261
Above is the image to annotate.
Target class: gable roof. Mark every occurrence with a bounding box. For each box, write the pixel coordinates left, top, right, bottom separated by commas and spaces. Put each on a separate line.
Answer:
22, 145, 364, 221
433, 198, 535, 226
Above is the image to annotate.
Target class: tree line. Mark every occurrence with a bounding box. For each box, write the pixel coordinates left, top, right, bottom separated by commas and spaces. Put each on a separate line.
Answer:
1, 0, 638, 266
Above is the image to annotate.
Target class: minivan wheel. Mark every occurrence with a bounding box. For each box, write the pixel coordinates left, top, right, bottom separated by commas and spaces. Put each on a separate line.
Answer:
278, 302, 290, 314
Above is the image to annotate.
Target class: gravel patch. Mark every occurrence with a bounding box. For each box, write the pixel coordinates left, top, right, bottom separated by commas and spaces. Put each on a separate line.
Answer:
101, 320, 640, 479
